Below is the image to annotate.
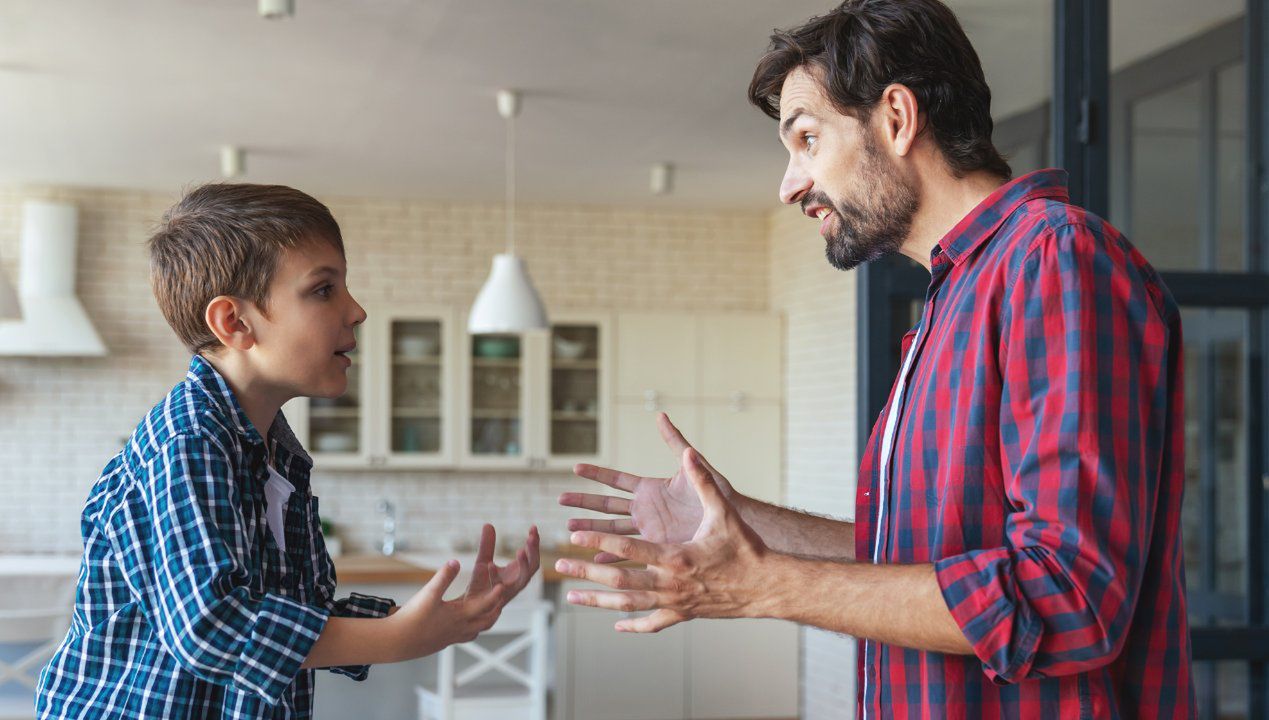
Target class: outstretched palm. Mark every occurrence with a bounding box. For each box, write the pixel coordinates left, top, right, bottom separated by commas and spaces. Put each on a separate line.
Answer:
560, 413, 732, 560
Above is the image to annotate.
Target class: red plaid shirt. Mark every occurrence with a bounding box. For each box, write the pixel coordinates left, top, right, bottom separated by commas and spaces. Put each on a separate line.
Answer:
854, 170, 1194, 718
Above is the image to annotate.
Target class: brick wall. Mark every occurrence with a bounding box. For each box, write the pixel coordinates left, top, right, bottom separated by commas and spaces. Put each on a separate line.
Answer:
767, 203, 859, 719
0, 185, 768, 555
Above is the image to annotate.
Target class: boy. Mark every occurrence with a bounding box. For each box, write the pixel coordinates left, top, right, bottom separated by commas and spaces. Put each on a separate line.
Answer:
36, 184, 540, 718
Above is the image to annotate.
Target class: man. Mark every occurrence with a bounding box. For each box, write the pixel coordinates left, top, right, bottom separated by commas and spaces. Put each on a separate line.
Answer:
555, 1, 1194, 718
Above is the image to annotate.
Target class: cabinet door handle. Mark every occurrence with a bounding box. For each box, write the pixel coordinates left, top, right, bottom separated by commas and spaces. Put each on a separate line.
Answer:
643, 389, 660, 412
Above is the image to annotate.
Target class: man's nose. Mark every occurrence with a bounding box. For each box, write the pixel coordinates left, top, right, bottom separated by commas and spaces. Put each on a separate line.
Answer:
779, 158, 812, 205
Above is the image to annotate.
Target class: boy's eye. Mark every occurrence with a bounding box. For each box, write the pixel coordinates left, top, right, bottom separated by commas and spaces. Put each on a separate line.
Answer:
315, 284, 334, 298
802, 133, 817, 150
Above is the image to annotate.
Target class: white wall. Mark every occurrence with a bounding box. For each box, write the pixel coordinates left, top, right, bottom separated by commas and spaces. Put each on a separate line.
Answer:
767, 204, 860, 719
0, 185, 769, 555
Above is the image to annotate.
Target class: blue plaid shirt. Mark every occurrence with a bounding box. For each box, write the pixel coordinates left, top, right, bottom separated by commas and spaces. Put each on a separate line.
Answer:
36, 356, 394, 719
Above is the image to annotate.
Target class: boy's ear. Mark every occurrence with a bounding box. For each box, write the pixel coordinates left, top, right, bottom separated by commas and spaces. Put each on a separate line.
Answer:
205, 295, 257, 351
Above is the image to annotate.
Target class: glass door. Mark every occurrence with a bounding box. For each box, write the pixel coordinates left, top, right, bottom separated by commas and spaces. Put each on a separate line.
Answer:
465, 333, 527, 465
384, 314, 452, 466
548, 322, 604, 465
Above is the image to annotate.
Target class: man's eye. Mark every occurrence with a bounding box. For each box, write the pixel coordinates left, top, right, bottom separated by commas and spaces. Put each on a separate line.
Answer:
803, 133, 817, 149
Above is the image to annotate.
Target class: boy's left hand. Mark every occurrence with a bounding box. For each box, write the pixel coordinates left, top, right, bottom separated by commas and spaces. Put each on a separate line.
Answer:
465, 524, 541, 602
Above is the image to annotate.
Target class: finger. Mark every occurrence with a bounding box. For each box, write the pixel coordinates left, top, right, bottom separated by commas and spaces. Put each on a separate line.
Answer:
554, 558, 655, 590
571, 464, 640, 493
616, 608, 686, 634
475, 524, 496, 567
558, 492, 632, 516
568, 517, 638, 534
423, 560, 460, 601
565, 589, 658, 613
525, 526, 541, 577
465, 581, 506, 616
684, 448, 728, 514
570, 531, 663, 565
656, 412, 691, 456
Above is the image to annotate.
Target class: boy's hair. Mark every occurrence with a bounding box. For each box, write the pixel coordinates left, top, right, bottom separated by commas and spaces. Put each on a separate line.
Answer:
748, 0, 1011, 180
148, 183, 345, 354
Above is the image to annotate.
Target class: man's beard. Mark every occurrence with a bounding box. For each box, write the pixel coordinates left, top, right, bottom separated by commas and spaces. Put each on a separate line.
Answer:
804, 132, 919, 271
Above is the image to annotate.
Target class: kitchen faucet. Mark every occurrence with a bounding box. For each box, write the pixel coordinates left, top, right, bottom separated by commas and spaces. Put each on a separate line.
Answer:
377, 499, 396, 556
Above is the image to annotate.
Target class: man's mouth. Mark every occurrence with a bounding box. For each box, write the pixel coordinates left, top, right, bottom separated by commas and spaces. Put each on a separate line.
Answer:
816, 207, 835, 234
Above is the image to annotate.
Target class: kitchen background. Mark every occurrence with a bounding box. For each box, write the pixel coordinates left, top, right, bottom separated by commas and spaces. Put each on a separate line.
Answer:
2, 1, 1264, 719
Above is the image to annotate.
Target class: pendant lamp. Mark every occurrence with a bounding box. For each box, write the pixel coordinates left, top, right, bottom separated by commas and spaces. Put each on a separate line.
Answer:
467, 89, 549, 334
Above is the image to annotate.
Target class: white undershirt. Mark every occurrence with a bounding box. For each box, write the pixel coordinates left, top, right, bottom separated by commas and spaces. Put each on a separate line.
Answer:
263, 465, 295, 552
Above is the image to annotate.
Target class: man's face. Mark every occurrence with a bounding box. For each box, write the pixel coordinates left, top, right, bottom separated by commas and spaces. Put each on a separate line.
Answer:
244, 239, 366, 400
777, 67, 918, 271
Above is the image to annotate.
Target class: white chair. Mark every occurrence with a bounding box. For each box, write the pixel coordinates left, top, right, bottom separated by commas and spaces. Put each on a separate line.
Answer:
415, 599, 553, 720
0, 571, 73, 720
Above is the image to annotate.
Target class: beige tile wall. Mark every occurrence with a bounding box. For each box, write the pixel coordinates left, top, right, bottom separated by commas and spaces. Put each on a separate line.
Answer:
768, 203, 860, 719
0, 184, 861, 717
0, 185, 768, 555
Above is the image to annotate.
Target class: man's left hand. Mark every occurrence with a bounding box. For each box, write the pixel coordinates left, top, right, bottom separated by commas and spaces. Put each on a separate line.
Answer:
556, 447, 771, 632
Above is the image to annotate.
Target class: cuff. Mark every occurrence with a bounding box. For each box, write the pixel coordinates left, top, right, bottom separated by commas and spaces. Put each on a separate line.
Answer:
326, 592, 397, 681
934, 549, 1042, 685
234, 593, 330, 704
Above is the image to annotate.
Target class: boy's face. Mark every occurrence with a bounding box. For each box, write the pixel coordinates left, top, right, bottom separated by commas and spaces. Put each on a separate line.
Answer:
246, 239, 366, 400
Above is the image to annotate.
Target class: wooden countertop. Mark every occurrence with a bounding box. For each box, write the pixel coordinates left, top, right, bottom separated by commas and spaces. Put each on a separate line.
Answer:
333, 544, 621, 586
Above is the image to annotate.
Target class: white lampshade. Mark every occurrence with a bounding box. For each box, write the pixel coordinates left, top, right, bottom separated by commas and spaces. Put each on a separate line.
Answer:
467, 253, 549, 334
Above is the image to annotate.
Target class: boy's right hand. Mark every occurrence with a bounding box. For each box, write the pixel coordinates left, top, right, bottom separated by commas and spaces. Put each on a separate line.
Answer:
387, 560, 504, 661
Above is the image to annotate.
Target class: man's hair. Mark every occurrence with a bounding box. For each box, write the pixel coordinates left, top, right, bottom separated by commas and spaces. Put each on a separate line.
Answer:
748, 0, 1011, 180
147, 183, 344, 354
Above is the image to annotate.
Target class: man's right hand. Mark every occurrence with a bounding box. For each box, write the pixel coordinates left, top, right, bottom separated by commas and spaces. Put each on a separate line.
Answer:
559, 413, 739, 563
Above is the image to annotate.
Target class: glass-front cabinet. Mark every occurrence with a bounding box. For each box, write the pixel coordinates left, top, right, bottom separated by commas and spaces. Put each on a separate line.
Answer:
546, 317, 609, 467
459, 312, 611, 470
284, 305, 610, 471
283, 305, 457, 469
380, 310, 455, 467
292, 324, 370, 465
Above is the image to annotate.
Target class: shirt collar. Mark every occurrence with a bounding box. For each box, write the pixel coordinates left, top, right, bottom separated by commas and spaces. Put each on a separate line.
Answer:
185, 355, 313, 473
936, 169, 1070, 267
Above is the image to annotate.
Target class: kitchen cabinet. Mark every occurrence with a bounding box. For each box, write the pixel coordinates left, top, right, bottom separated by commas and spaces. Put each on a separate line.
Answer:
687, 619, 799, 719
555, 581, 798, 720
614, 312, 784, 504
284, 305, 458, 470
285, 307, 612, 472
558, 582, 688, 720
458, 312, 612, 470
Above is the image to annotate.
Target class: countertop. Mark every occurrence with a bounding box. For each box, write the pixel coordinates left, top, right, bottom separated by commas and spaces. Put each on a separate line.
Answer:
332, 544, 611, 586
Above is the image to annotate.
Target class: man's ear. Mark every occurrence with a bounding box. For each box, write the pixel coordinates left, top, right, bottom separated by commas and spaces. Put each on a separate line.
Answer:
877, 83, 922, 158
205, 295, 257, 351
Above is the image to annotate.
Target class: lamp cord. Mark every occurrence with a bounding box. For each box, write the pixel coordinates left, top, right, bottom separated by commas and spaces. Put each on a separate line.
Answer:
505, 111, 516, 255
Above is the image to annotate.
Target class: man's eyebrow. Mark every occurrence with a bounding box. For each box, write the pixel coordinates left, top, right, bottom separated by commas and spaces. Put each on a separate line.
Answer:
780, 109, 811, 139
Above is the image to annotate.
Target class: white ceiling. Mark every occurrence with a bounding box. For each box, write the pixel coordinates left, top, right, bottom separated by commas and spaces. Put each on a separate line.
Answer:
0, 0, 1244, 210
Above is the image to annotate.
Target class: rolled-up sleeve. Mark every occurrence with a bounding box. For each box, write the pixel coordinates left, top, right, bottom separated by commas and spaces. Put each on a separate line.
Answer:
934, 222, 1176, 684
310, 510, 396, 681
121, 433, 330, 705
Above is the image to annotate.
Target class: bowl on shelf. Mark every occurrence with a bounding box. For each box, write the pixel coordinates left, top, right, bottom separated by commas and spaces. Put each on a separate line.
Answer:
396, 335, 439, 358
314, 432, 356, 453
552, 336, 587, 360
473, 336, 519, 359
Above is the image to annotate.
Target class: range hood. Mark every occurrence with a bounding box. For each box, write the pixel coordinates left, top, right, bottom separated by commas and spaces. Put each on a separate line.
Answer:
0, 200, 107, 357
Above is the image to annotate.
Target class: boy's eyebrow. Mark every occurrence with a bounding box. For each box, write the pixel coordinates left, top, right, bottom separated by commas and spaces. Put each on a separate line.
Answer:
305, 266, 340, 278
